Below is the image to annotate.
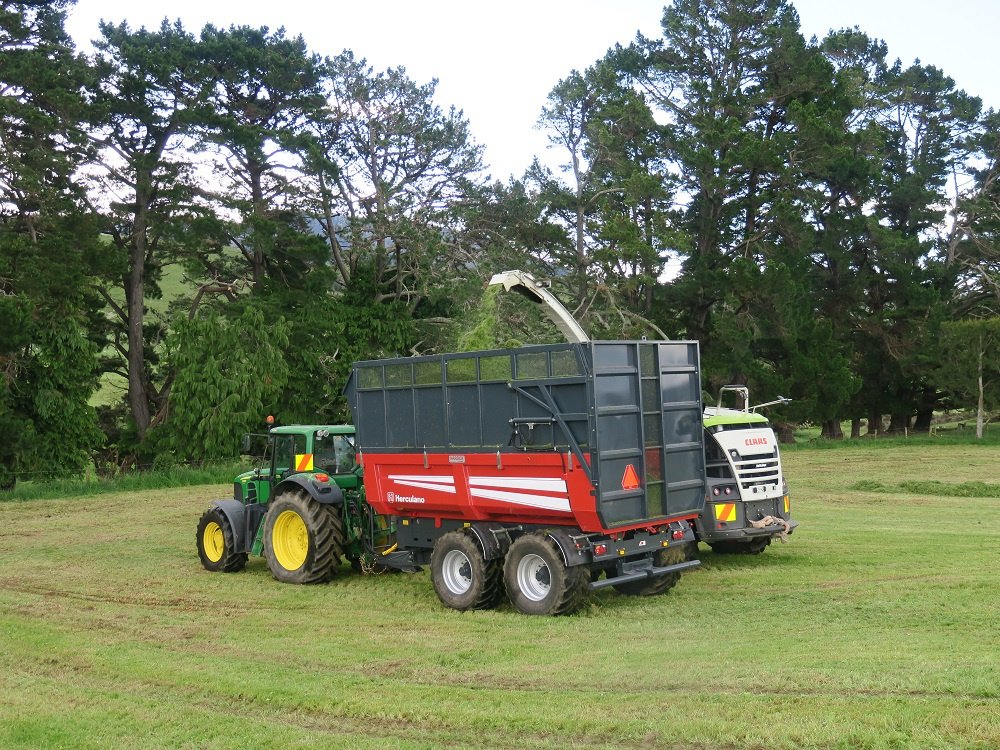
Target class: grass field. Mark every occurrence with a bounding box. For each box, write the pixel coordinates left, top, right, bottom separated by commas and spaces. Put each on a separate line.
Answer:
1, 442, 999, 749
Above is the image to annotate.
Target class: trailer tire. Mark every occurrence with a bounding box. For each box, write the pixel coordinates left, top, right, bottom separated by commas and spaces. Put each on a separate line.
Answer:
196, 507, 248, 573
263, 489, 344, 584
504, 533, 588, 616
430, 531, 503, 610
612, 543, 690, 597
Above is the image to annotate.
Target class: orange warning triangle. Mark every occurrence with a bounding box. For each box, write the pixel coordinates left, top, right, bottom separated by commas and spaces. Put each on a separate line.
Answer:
621, 464, 641, 490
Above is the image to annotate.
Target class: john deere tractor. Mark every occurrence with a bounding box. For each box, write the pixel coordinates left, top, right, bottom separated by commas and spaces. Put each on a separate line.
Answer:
195, 423, 394, 582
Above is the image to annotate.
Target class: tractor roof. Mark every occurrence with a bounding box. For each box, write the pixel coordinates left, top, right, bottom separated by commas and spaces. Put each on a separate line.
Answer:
269, 424, 355, 436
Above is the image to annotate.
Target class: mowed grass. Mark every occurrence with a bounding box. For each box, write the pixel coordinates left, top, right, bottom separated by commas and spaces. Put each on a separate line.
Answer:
1, 443, 999, 750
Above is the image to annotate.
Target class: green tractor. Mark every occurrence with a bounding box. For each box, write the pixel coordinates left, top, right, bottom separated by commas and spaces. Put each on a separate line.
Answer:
195, 423, 393, 582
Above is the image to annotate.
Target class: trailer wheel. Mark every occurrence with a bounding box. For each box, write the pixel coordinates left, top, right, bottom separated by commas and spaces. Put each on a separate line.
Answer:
263, 489, 344, 584
612, 542, 691, 597
430, 531, 503, 610
196, 507, 247, 573
504, 533, 588, 616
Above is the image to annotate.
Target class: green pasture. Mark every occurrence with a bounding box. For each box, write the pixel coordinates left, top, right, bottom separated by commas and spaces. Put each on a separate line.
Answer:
1, 442, 998, 749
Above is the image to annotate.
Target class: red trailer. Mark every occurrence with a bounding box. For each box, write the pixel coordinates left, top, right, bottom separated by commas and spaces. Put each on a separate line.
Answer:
346, 340, 706, 615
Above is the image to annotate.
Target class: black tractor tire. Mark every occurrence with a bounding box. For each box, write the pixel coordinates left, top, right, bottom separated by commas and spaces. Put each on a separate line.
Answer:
196, 507, 248, 573
430, 531, 503, 610
263, 489, 344, 584
612, 542, 690, 597
709, 537, 771, 555
503, 533, 589, 616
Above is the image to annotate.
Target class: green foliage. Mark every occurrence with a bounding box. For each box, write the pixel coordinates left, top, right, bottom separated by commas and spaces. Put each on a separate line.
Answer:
153, 306, 290, 460
936, 318, 1000, 409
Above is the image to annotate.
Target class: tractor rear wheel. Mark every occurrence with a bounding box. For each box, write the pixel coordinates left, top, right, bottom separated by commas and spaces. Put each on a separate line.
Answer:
430, 531, 503, 611
263, 489, 344, 584
196, 507, 247, 573
503, 533, 588, 616
611, 542, 690, 597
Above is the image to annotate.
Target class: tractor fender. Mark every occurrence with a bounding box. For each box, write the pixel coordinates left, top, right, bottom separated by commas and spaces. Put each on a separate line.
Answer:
209, 499, 262, 554
272, 473, 345, 506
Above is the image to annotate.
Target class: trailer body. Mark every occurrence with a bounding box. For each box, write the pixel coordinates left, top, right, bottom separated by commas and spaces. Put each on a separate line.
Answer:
346, 340, 706, 534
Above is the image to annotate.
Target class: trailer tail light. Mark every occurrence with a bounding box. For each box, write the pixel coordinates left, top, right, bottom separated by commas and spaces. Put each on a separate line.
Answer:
671, 529, 685, 540
712, 487, 720, 496
724, 486, 732, 495
593, 543, 608, 556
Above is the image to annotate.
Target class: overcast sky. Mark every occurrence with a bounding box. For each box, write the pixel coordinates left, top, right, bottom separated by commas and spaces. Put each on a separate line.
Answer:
64, 0, 999, 181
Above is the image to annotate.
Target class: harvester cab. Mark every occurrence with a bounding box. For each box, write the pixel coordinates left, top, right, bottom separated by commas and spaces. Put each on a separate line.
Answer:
698, 386, 797, 554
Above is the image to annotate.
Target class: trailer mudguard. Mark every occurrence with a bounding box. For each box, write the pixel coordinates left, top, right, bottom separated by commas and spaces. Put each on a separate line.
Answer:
271, 473, 344, 505
210, 499, 267, 555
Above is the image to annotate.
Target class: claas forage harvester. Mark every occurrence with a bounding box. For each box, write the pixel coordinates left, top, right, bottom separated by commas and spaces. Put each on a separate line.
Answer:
197, 340, 707, 615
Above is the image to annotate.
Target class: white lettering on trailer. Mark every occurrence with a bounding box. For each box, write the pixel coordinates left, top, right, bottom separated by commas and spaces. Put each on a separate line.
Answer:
389, 494, 426, 504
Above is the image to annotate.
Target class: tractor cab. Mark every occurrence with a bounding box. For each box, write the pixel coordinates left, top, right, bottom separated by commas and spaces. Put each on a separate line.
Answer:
235, 423, 359, 506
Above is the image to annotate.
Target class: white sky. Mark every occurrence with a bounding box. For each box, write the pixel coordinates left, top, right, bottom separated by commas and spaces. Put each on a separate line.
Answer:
65, 0, 999, 182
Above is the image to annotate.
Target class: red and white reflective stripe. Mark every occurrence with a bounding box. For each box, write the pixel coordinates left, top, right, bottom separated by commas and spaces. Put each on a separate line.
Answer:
387, 475, 457, 493
469, 476, 571, 513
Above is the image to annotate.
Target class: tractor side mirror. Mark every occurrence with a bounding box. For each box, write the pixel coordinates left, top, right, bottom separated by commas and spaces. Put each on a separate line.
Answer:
240, 433, 252, 454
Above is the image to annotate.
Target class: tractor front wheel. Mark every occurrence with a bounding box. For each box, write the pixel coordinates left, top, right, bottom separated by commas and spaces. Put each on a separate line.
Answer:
196, 507, 247, 573
503, 533, 588, 616
430, 531, 503, 611
263, 490, 344, 584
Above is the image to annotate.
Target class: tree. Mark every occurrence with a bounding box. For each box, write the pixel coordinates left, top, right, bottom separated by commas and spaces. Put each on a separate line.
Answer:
154, 306, 290, 459
87, 19, 217, 444
313, 51, 485, 308
936, 319, 1000, 438
0, 0, 102, 487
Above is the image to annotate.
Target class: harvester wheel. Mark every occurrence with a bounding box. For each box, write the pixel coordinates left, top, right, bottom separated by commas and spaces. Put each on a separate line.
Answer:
263, 489, 344, 584
611, 542, 691, 597
503, 533, 588, 616
430, 531, 503, 611
196, 507, 247, 573
710, 537, 770, 555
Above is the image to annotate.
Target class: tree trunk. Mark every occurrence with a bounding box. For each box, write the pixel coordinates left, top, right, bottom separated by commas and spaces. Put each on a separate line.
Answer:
774, 423, 795, 444
126, 191, 151, 441
977, 340, 985, 439
887, 414, 911, 434
913, 407, 933, 433
820, 419, 844, 439
850, 418, 862, 439
866, 410, 883, 436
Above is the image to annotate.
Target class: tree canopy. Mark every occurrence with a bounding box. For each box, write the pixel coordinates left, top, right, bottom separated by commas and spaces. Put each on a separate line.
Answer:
2, 0, 998, 485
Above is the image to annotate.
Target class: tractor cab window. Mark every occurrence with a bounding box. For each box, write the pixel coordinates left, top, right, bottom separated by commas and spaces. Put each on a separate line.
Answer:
314, 430, 356, 474
272, 434, 306, 479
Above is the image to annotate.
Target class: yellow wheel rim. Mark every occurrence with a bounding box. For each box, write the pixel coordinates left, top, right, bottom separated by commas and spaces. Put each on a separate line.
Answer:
203, 521, 224, 563
272, 509, 309, 571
